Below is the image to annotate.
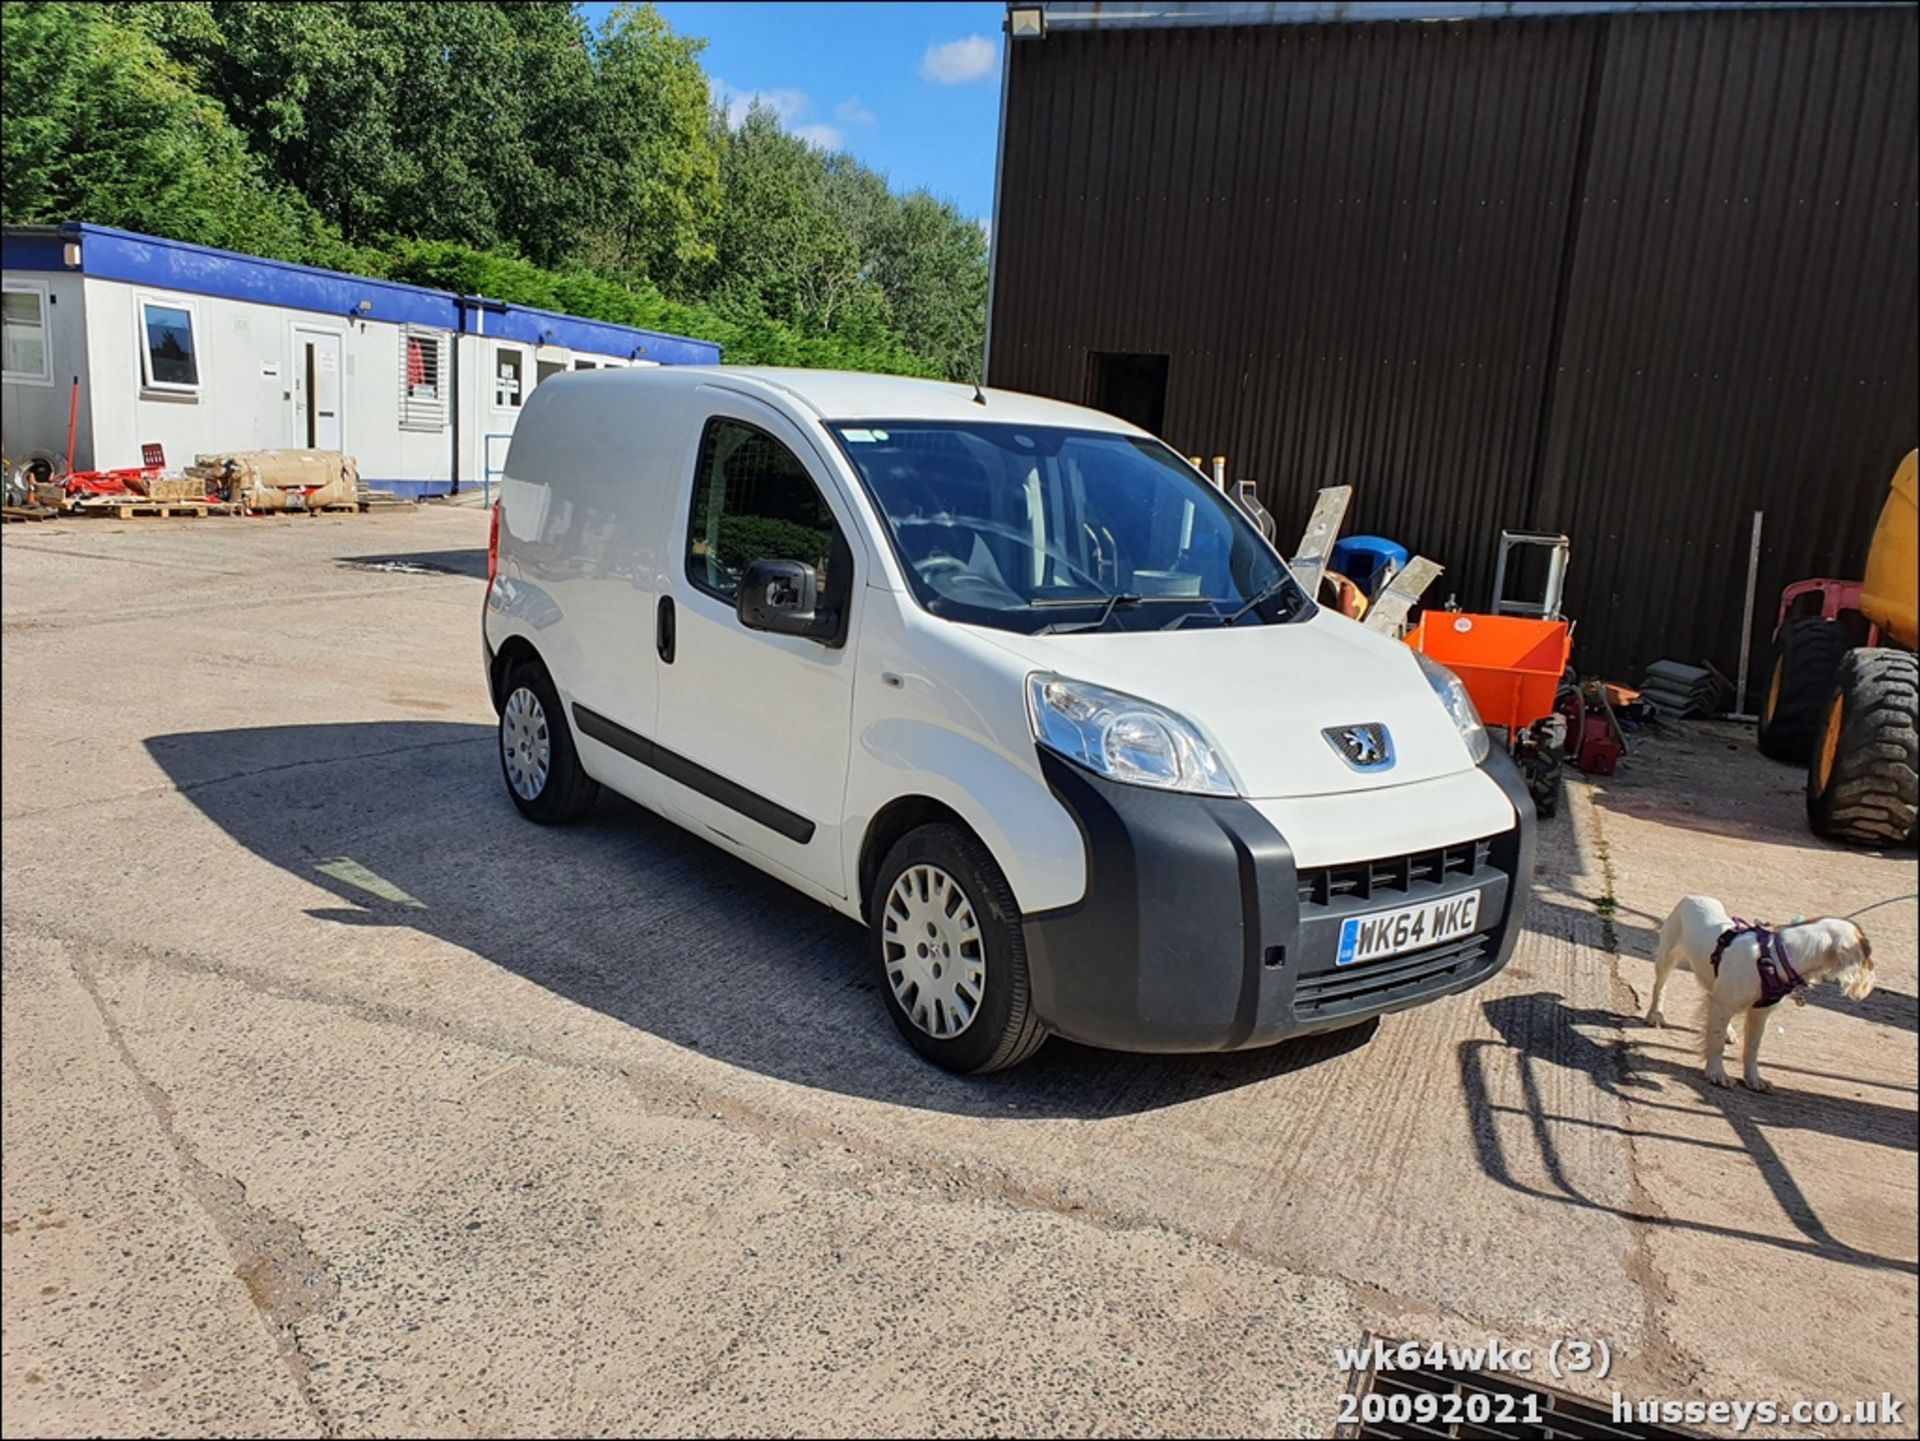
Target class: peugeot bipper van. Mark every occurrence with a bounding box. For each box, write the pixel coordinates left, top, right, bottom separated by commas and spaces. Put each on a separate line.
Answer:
484, 368, 1535, 1072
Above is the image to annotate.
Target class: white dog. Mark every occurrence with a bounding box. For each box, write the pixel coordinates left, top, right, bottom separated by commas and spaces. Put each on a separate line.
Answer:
1644, 895, 1876, 1092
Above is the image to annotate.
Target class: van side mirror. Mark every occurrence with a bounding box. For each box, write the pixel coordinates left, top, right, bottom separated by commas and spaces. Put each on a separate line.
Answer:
737, 558, 819, 635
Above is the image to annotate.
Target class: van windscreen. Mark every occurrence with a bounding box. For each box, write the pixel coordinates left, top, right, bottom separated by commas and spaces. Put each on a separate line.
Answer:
828, 422, 1312, 635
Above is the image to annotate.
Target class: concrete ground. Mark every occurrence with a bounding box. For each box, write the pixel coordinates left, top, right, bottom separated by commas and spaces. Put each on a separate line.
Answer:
2, 505, 1913, 1437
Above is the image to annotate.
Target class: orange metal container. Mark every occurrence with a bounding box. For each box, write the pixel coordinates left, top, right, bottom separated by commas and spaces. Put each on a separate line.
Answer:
1405, 612, 1572, 734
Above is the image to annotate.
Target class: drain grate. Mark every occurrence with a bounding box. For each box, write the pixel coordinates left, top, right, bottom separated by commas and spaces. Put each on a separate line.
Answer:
1335, 1335, 1705, 1440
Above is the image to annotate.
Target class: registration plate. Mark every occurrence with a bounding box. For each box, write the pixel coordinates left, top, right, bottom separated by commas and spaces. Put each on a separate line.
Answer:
1335, 891, 1482, 967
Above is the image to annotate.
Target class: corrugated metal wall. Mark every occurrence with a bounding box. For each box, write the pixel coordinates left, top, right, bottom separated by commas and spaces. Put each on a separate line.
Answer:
988, 5, 1918, 694
1537, 6, 1918, 696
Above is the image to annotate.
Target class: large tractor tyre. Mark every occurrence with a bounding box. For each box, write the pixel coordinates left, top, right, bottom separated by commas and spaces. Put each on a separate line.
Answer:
1759, 617, 1850, 762
1807, 648, 1919, 847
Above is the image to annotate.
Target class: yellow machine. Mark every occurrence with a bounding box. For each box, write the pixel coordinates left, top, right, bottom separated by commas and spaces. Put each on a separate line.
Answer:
1858, 449, 1918, 651
1759, 450, 1917, 847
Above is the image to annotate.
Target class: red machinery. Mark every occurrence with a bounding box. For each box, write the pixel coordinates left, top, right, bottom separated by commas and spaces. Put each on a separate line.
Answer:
1560, 680, 1627, 777
48, 379, 174, 503
64, 453, 167, 500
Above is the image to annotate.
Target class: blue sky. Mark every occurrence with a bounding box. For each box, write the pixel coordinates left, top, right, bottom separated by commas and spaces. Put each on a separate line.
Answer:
578, 2, 1006, 222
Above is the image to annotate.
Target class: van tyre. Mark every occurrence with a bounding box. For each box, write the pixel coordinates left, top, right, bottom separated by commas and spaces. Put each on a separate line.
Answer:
499, 661, 599, 824
1806, 648, 1919, 847
1759, 617, 1849, 762
870, 823, 1046, 1073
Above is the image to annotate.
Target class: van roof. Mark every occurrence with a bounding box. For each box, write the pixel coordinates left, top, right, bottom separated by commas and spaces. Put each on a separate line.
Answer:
655, 366, 1142, 433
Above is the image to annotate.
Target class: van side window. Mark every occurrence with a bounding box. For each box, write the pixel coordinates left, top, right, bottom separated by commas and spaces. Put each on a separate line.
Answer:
686, 418, 847, 607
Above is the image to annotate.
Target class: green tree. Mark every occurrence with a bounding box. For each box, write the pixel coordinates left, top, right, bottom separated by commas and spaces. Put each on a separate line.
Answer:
707, 112, 987, 376
2, 1, 990, 379
579, 3, 720, 289
871, 192, 989, 381
193, 2, 409, 247
714, 106, 881, 336
0, 0, 353, 265
196, 2, 592, 253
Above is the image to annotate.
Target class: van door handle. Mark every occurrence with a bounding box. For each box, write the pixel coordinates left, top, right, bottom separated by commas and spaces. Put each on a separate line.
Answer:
656, 595, 676, 663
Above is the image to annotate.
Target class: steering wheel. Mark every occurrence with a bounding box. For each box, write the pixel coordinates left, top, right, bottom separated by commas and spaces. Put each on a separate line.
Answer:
915, 554, 971, 581
914, 552, 1027, 610
942, 522, 1112, 593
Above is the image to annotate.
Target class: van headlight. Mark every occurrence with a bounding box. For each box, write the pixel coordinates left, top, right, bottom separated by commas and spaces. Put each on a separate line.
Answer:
1414, 652, 1491, 764
1027, 674, 1237, 795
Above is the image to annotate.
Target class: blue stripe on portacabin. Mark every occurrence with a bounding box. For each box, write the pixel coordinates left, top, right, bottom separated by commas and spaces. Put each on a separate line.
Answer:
6, 223, 721, 364
482, 303, 721, 366
68, 224, 461, 331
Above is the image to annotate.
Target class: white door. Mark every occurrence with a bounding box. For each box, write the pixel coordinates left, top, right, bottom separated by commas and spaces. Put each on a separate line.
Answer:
291, 328, 343, 450
654, 399, 860, 897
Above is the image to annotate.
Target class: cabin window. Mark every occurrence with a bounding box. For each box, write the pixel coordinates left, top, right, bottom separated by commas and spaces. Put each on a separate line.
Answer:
573, 358, 596, 371
138, 298, 199, 392
536, 355, 567, 386
400, 329, 447, 430
493, 346, 525, 408
685, 417, 847, 610
2, 283, 51, 383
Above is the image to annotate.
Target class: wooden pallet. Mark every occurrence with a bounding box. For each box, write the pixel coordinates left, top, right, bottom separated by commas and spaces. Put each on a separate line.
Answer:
79, 501, 209, 519
2, 504, 57, 523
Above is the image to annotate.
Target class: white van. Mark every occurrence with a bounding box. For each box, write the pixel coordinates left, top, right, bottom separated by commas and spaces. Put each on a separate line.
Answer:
484, 368, 1535, 1072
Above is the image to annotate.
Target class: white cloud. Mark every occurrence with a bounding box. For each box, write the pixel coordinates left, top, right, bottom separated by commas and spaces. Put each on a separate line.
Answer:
921, 34, 997, 85
793, 124, 845, 151
710, 77, 809, 129
709, 78, 853, 150
710, 78, 847, 149
835, 96, 877, 127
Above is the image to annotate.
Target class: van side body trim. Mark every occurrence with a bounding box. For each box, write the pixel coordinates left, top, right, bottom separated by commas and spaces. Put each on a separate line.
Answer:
572, 703, 816, 844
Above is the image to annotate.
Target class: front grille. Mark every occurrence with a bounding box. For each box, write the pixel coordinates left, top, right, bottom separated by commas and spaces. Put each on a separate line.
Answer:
1298, 836, 1495, 910
1293, 934, 1494, 1021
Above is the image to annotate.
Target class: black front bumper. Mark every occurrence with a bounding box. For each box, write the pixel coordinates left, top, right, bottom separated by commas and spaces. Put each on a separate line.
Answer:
1020, 748, 1536, 1053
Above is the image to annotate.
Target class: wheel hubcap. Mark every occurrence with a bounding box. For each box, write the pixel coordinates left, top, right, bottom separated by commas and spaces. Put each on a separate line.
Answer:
882, 864, 986, 1039
502, 685, 551, 800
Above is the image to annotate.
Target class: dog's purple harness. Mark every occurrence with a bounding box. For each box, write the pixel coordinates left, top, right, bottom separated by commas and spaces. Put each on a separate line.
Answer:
1711, 920, 1806, 1008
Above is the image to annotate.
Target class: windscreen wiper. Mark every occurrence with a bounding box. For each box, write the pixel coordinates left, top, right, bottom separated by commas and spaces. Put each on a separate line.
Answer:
1036, 591, 1143, 634
1224, 577, 1296, 625
1162, 576, 1295, 630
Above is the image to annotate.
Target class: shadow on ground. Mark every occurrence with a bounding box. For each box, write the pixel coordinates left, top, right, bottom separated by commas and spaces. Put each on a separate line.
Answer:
145, 720, 1375, 1121
336, 548, 488, 579
1461, 989, 1917, 1274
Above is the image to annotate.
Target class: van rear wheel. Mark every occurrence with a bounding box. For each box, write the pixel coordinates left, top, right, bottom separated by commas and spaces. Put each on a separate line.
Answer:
870, 823, 1046, 1073
499, 662, 599, 824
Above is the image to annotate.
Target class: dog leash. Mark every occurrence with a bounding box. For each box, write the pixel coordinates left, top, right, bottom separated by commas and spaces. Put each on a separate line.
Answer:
1845, 893, 1915, 922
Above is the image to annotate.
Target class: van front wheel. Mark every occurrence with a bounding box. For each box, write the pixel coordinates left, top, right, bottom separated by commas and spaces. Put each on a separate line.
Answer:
499, 662, 599, 824
870, 823, 1046, 1073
